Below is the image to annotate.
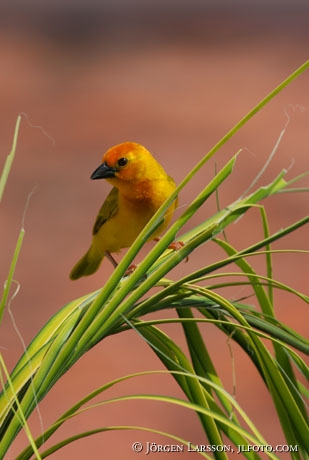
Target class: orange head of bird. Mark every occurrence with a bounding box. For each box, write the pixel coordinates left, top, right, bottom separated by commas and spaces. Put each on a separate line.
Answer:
90, 142, 166, 185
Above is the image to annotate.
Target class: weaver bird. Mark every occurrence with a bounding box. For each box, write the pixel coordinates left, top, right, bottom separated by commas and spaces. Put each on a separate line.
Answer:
70, 141, 177, 279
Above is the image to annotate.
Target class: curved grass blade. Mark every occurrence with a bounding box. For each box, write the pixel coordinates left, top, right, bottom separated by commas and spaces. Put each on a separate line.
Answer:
0, 115, 21, 202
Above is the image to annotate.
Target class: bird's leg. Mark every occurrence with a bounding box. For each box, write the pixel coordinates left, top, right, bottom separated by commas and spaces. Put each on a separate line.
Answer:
105, 250, 138, 277
105, 251, 118, 268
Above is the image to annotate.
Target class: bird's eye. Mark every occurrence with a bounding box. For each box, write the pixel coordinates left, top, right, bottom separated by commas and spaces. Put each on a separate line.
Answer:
117, 157, 128, 167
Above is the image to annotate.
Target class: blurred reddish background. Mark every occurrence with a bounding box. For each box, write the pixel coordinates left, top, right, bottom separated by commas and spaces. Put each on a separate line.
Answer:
1, 1, 308, 458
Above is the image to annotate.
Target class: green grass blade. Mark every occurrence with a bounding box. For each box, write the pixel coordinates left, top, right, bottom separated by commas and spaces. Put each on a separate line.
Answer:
37, 426, 214, 459
0, 229, 25, 324
0, 115, 21, 202
0, 355, 42, 460
17, 369, 271, 460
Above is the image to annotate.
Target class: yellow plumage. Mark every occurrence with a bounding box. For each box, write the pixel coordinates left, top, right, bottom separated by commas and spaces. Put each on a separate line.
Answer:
70, 142, 177, 280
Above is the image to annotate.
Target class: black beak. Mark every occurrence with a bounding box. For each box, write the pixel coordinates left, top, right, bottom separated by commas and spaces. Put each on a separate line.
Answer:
91, 162, 116, 180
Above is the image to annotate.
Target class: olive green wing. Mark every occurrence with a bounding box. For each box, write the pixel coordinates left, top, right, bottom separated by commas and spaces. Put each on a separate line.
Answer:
92, 187, 119, 235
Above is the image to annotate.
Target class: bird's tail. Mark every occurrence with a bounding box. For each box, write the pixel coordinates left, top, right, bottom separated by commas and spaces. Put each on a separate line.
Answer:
70, 246, 103, 280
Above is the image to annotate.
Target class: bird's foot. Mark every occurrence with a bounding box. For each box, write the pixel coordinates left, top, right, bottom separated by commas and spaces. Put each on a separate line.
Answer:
154, 238, 188, 262
168, 240, 188, 262
124, 263, 138, 277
